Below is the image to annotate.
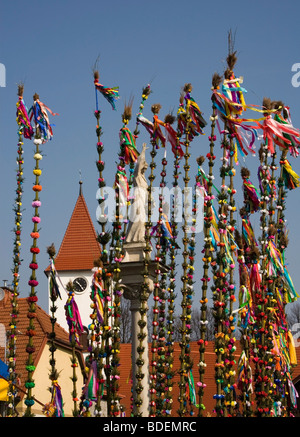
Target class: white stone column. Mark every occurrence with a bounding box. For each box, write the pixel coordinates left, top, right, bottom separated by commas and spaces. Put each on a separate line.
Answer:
130, 297, 150, 417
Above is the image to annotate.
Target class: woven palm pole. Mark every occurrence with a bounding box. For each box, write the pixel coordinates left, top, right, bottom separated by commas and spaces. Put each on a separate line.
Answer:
179, 87, 207, 416
235, 226, 254, 417
222, 44, 246, 416
197, 73, 222, 416
177, 84, 203, 417
254, 102, 273, 416
273, 144, 289, 416
24, 132, 41, 417
93, 69, 119, 416
265, 144, 280, 416
110, 103, 138, 416
270, 104, 300, 416
164, 107, 184, 416
153, 112, 180, 416
83, 257, 105, 417
24, 92, 57, 416
45, 244, 64, 417
211, 92, 232, 417
186, 161, 201, 416
8, 85, 33, 417
146, 102, 164, 417
65, 281, 81, 416
93, 101, 108, 417
151, 140, 169, 417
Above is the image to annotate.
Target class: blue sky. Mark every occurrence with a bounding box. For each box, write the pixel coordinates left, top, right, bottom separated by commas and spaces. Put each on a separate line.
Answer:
1, 0, 300, 312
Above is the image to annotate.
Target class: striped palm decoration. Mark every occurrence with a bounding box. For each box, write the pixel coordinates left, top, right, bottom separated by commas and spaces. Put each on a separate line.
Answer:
235, 223, 255, 417
271, 104, 299, 416
254, 100, 274, 416
164, 107, 184, 416
110, 102, 138, 416
197, 73, 222, 416
178, 84, 206, 417
24, 93, 57, 416
93, 69, 119, 416
8, 84, 33, 416
151, 126, 171, 416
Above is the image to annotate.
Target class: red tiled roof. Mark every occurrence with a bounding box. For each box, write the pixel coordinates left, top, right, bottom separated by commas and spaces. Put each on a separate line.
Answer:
0, 287, 83, 398
118, 341, 300, 417
46, 192, 101, 272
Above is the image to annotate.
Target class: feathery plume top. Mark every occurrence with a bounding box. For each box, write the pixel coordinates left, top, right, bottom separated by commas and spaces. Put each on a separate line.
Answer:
239, 206, 248, 218
47, 243, 56, 258
151, 103, 162, 115
122, 97, 134, 123
212, 73, 222, 89
241, 167, 250, 179
183, 83, 193, 94
196, 155, 205, 166
225, 29, 237, 79
262, 97, 274, 115
18, 83, 24, 98
142, 84, 151, 98
164, 113, 175, 125
272, 100, 284, 113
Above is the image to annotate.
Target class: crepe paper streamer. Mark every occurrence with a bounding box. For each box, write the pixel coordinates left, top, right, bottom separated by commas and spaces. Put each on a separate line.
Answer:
65, 293, 84, 344
266, 240, 284, 276
164, 122, 184, 158
137, 114, 166, 148
82, 360, 99, 401
16, 97, 34, 139
43, 381, 64, 417
94, 77, 119, 111
29, 98, 58, 142
90, 268, 105, 324
119, 126, 139, 164
188, 370, 197, 406
114, 171, 129, 207
242, 178, 260, 213
237, 350, 253, 393
213, 92, 259, 156
282, 159, 300, 190
254, 115, 300, 155
274, 108, 300, 157
151, 213, 178, 250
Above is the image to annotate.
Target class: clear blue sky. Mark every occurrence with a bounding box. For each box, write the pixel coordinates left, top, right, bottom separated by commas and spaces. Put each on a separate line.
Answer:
0, 0, 300, 312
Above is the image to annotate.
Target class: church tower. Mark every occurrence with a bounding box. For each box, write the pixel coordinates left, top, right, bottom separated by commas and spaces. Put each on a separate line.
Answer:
44, 181, 101, 333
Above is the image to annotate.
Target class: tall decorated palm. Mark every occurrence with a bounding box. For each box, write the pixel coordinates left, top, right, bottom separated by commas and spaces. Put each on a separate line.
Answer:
93, 68, 119, 416
24, 93, 57, 416
177, 83, 206, 416
8, 84, 33, 416
197, 73, 222, 416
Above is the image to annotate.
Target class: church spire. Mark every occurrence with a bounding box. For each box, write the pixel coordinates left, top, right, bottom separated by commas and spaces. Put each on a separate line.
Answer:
79, 170, 83, 196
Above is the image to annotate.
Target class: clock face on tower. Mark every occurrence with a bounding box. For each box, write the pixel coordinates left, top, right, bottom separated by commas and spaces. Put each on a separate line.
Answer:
73, 277, 88, 293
